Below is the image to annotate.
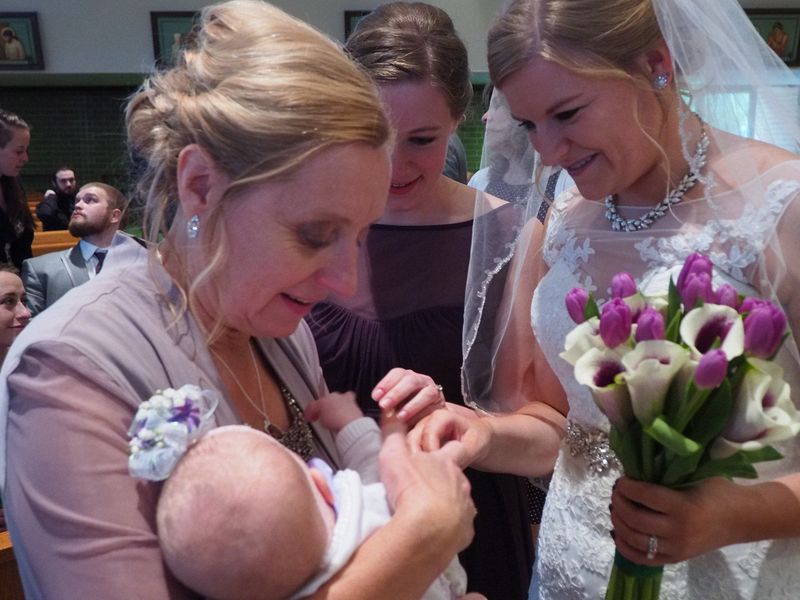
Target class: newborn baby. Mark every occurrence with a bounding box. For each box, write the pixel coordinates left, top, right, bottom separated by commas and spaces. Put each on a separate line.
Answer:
156, 392, 485, 600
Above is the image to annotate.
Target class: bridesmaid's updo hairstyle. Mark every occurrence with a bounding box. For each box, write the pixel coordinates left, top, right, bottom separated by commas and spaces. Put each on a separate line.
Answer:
346, 2, 472, 120
126, 0, 391, 245
487, 0, 663, 86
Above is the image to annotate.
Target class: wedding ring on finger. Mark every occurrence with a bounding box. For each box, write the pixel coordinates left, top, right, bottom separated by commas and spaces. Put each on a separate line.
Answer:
646, 534, 658, 560
434, 383, 445, 405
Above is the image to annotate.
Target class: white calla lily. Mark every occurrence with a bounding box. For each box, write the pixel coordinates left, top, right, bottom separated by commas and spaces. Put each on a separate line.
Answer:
711, 358, 800, 458
574, 347, 633, 431
621, 340, 689, 425
622, 291, 647, 319
680, 304, 744, 360
645, 294, 669, 314
561, 317, 608, 366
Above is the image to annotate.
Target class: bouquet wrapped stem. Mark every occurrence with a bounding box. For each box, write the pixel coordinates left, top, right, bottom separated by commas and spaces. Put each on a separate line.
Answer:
562, 254, 800, 600
606, 553, 662, 600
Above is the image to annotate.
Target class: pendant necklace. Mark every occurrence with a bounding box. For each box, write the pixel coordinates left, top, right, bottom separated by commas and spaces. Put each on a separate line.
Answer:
212, 340, 315, 460
604, 118, 710, 232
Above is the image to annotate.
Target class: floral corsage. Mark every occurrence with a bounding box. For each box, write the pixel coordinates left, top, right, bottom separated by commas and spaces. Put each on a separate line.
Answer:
128, 384, 219, 481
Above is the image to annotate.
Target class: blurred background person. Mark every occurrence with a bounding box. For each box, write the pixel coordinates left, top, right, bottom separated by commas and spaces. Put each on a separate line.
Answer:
0, 110, 34, 270
0, 263, 29, 533
22, 182, 127, 316
468, 84, 573, 222
443, 133, 468, 184
309, 3, 535, 598
0, 264, 30, 363
36, 166, 77, 230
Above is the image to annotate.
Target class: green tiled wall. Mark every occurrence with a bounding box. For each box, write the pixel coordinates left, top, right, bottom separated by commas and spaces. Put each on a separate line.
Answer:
0, 86, 136, 195
1, 82, 488, 197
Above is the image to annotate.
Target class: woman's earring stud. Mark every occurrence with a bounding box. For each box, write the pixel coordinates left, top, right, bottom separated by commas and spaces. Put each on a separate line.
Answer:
653, 73, 670, 90
187, 214, 200, 239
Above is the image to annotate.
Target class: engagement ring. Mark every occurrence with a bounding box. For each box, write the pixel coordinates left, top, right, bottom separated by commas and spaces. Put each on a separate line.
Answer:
647, 534, 658, 560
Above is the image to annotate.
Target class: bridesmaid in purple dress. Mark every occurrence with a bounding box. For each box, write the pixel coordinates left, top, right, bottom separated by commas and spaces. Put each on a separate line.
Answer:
308, 3, 535, 598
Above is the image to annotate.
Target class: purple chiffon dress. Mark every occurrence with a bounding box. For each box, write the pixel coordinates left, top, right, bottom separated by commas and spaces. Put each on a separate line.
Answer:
308, 208, 535, 599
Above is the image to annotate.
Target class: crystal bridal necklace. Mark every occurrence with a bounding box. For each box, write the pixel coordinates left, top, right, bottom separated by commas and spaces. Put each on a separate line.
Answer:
604, 119, 710, 232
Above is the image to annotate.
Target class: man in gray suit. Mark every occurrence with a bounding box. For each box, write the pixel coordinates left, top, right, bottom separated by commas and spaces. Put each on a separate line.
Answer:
21, 182, 126, 316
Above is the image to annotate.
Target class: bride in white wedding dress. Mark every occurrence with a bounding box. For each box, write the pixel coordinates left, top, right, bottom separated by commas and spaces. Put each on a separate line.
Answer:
409, 0, 800, 598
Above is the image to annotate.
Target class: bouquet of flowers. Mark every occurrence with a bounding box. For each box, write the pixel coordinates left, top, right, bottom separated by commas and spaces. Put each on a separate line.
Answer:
561, 253, 800, 600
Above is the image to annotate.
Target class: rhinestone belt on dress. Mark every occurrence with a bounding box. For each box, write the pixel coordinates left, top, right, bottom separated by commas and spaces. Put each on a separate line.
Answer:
565, 420, 621, 475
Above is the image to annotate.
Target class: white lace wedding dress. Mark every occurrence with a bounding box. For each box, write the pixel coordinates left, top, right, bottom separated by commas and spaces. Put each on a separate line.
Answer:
529, 161, 800, 599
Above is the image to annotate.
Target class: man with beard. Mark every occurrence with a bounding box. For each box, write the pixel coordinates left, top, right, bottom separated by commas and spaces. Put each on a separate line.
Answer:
21, 182, 127, 316
36, 167, 78, 231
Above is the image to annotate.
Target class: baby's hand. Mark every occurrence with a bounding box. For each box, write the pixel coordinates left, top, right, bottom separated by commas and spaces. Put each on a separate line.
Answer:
304, 391, 364, 433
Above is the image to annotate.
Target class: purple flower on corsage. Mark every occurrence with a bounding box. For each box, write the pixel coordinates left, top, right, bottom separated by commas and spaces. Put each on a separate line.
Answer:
128, 384, 220, 481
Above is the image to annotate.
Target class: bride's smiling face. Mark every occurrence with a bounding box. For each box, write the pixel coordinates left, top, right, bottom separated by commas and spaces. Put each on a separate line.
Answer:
501, 57, 665, 202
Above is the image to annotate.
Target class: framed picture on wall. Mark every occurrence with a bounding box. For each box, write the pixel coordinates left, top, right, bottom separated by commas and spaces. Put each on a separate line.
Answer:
344, 10, 371, 40
151, 11, 200, 67
746, 9, 800, 67
0, 12, 44, 70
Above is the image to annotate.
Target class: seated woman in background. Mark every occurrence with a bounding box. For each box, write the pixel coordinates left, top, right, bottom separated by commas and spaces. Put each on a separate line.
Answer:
0, 264, 30, 363
308, 3, 535, 598
0, 110, 34, 270
0, 263, 29, 532
0, 2, 476, 598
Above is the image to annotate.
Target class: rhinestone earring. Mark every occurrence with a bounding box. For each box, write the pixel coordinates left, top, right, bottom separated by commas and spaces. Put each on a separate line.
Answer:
186, 214, 200, 239
653, 73, 670, 90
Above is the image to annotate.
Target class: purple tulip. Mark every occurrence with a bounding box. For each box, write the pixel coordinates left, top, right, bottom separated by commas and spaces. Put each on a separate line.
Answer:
739, 296, 766, 315
566, 287, 590, 324
599, 298, 632, 348
715, 284, 739, 309
680, 271, 714, 309
677, 253, 713, 291
743, 302, 787, 359
694, 349, 728, 389
635, 307, 665, 341
611, 272, 638, 299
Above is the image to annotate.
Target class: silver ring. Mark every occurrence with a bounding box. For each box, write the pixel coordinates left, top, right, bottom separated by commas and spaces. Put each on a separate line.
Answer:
646, 534, 658, 560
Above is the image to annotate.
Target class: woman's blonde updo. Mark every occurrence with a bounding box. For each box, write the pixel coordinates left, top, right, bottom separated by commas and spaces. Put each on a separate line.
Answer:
126, 0, 390, 243
488, 0, 663, 86
345, 2, 472, 119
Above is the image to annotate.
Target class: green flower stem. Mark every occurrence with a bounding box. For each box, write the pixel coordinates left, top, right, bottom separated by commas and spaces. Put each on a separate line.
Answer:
642, 433, 655, 482
674, 387, 711, 432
